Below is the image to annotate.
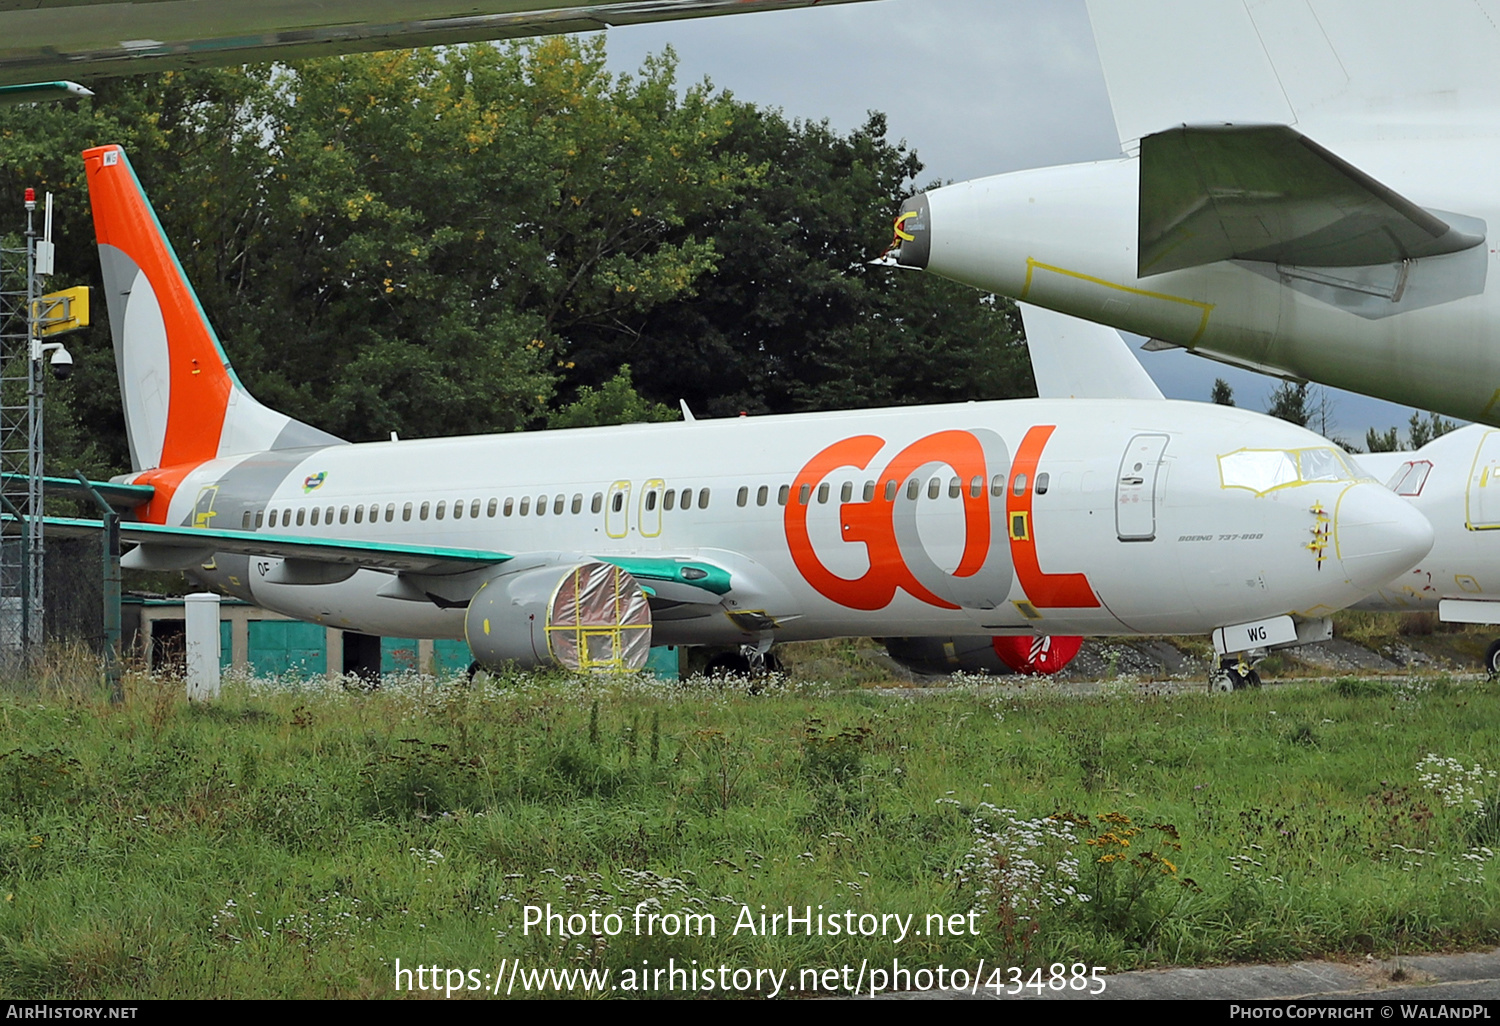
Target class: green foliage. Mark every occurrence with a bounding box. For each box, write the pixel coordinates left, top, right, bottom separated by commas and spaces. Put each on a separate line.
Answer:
547, 365, 676, 428
1210, 378, 1234, 406
1409, 410, 1459, 450
1266, 381, 1310, 427
618, 106, 1033, 416
1366, 425, 1401, 452
0, 39, 1030, 474
1334, 678, 1392, 698
4, 670, 1500, 996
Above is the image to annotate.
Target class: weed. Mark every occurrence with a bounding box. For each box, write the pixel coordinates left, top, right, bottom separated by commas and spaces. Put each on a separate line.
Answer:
1335, 678, 1392, 698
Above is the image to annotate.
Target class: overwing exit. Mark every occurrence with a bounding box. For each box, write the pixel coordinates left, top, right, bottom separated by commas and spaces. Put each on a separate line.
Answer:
57, 145, 1434, 682
884, 0, 1500, 428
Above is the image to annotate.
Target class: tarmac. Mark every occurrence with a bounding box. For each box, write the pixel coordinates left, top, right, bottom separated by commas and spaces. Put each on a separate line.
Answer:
883, 948, 1500, 1000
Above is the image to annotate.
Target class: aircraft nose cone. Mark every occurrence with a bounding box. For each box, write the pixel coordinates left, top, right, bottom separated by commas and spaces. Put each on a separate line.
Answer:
1334, 483, 1434, 590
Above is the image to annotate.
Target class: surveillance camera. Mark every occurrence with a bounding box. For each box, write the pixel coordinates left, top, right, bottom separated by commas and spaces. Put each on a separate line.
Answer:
49, 346, 73, 381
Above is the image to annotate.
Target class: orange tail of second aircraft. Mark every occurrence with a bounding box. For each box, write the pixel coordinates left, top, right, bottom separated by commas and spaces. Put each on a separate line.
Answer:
83, 145, 341, 474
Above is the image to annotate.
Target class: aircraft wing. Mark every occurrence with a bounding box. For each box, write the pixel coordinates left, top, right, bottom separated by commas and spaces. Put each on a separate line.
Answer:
1138, 125, 1486, 277
0, 0, 880, 87
10, 513, 734, 600
1020, 303, 1163, 401
1087, 0, 1500, 153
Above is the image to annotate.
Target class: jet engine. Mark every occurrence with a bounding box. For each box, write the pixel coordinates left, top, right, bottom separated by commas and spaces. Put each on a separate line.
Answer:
883, 635, 1082, 677
464, 560, 651, 672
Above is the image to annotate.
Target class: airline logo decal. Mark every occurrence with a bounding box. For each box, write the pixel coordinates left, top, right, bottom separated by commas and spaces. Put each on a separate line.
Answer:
302, 471, 327, 493
784, 427, 1099, 612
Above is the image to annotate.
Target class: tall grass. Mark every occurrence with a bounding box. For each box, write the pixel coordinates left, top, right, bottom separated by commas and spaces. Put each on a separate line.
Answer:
1, 665, 1498, 997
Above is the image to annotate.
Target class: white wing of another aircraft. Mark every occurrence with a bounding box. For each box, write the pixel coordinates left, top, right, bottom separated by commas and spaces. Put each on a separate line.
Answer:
1086, 0, 1500, 154
889, 0, 1500, 431
0, 0, 880, 87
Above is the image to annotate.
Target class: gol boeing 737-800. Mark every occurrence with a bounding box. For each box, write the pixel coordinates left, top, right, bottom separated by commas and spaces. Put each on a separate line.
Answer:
51, 144, 1434, 678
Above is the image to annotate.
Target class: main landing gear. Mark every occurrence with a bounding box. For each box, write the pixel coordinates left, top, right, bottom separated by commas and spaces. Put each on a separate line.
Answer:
1209, 656, 1263, 693
702, 642, 782, 680
1486, 639, 1500, 679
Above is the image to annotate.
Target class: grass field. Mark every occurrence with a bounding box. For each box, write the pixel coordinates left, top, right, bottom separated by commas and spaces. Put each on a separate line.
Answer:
2, 659, 1499, 998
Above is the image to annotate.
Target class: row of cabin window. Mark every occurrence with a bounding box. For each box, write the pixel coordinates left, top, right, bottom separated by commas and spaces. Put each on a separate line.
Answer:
737, 472, 1050, 508
240, 471, 1049, 531
243, 486, 715, 530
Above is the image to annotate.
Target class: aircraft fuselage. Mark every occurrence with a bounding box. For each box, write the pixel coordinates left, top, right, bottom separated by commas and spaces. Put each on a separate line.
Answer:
136, 398, 1432, 650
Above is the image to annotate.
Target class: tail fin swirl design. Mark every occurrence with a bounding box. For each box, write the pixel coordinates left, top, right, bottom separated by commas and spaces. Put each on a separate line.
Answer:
83, 145, 342, 472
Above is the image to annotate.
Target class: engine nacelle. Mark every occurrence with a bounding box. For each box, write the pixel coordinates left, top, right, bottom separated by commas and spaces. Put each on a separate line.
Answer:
883, 636, 1082, 676
464, 560, 652, 672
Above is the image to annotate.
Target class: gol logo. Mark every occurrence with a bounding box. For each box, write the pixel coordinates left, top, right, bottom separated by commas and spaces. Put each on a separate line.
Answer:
784, 426, 1098, 613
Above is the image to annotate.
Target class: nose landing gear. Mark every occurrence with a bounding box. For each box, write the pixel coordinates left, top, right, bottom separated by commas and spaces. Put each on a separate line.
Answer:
1209, 655, 1263, 692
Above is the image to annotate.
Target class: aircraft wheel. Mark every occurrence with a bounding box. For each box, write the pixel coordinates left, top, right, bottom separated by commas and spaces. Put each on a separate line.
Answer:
1245, 668, 1263, 688
1209, 669, 1237, 693
704, 651, 753, 680
1486, 639, 1500, 678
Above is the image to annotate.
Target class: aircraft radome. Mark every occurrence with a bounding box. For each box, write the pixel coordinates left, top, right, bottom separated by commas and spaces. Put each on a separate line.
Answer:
883, 0, 1500, 429
44, 145, 1435, 683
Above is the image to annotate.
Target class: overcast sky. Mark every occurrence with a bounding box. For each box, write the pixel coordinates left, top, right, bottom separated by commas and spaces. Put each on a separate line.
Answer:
603, 0, 1429, 446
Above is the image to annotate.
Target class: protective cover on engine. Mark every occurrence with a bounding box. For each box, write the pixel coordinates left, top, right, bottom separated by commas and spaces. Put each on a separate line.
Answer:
545, 562, 652, 672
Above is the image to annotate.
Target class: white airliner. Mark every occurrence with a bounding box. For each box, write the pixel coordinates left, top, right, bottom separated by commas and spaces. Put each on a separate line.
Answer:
1349, 429, 1500, 673
52, 143, 1436, 679
884, 0, 1500, 429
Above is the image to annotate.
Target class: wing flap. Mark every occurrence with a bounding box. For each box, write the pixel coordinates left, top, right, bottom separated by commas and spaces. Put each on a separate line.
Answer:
1138, 124, 1485, 276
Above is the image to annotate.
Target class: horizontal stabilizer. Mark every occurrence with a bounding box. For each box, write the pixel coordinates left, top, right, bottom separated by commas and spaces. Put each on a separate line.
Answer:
1021, 304, 1163, 401
1, 472, 154, 511
1138, 124, 1485, 276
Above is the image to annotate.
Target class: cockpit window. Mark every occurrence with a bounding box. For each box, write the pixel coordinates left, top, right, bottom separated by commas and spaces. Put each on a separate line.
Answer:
1297, 447, 1354, 482
1219, 446, 1365, 495
1387, 460, 1433, 497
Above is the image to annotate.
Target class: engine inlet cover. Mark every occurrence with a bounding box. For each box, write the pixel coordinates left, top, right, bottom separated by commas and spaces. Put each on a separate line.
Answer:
464, 560, 652, 672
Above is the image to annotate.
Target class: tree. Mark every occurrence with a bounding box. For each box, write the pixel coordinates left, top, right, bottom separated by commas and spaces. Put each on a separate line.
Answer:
1210, 378, 1234, 406
1408, 410, 1459, 450
601, 106, 1034, 416
547, 365, 676, 428
0, 40, 1038, 475
1366, 425, 1402, 452
1265, 381, 1310, 427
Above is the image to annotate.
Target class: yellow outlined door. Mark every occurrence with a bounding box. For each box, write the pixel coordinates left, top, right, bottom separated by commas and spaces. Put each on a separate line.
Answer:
193, 484, 221, 569
639, 478, 664, 539
605, 481, 631, 538
1466, 430, 1500, 529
